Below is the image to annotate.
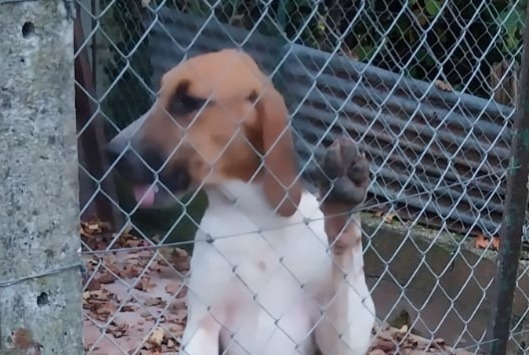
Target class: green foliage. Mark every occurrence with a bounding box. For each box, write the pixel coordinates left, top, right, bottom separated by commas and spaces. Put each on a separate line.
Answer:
100, 0, 153, 130
497, 2, 526, 55
165, 0, 526, 98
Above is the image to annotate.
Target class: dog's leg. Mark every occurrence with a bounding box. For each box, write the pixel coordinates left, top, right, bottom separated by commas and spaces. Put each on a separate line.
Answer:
311, 136, 375, 355
180, 303, 222, 355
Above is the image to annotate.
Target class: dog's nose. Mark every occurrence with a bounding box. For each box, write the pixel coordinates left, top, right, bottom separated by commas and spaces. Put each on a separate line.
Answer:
106, 143, 168, 186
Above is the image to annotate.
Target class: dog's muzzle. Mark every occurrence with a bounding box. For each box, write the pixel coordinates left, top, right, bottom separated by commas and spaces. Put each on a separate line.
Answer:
106, 142, 191, 208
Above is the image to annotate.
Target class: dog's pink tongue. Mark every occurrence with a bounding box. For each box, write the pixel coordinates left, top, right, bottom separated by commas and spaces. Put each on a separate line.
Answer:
133, 185, 155, 208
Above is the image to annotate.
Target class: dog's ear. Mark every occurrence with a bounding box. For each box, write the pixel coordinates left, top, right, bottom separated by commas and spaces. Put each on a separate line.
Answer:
254, 85, 302, 217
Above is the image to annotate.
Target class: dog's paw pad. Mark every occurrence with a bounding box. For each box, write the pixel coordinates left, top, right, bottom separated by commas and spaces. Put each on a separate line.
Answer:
316, 135, 370, 208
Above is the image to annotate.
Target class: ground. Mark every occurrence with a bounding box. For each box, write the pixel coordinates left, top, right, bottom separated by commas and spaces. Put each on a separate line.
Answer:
80, 219, 482, 355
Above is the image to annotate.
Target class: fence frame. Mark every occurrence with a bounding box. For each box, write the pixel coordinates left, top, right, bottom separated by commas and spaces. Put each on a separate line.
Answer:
488, 3, 529, 354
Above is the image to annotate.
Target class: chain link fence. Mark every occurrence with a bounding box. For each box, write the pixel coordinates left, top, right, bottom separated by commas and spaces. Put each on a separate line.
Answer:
73, 0, 529, 354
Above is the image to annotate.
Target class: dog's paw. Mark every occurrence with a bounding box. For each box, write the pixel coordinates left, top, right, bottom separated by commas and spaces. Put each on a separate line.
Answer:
315, 135, 370, 209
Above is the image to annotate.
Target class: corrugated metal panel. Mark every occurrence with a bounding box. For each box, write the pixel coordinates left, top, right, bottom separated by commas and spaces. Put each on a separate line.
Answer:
143, 9, 519, 237
281, 45, 516, 236
144, 8, 285, 90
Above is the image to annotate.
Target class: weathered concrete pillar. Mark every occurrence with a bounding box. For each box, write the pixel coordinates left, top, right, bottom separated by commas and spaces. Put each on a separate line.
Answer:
0, 1, 83, 354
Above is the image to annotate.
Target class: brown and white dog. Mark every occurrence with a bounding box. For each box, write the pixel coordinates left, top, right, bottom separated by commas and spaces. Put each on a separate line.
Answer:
106, 49, 376, 355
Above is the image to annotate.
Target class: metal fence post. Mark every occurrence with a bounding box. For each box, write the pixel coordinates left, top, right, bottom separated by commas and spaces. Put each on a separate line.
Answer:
489, 3, 529, 355
0, 1, 83, 354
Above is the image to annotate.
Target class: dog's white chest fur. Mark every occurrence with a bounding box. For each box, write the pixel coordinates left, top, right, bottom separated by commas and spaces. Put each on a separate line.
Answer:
183, 180, 374, 355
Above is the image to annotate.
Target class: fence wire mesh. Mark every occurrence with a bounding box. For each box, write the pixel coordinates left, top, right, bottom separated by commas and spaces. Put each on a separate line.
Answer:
73, 0, 529, 354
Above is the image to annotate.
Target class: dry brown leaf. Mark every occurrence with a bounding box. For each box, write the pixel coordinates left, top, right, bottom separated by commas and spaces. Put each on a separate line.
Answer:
167, 339, 176, 349
165, 282, 181, 296
171, 248, 191, 272
398, 324, 409, 333
96, 302, 117, 316
83, 290, 107, 300
491, 236, 501, 250
96, 272, 115, 284
434, 337, 446, 346
145, 297, 166, 307
125, 239, 144, 247
148, 327, 164, 346
434, 80, 454, 92
375, 338, 396, 352
120, 304, 136, 312
87, 224, 100, 232
373, 210, 385, 218
135, 276, 152, 291
474, 234, 500, 250
108, 322, 128, 339
384, 212, 397, 224
85, 278, 102, 291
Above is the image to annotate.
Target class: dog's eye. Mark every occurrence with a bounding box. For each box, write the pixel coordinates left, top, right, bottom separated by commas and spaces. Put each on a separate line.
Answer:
169, 95, 207, 116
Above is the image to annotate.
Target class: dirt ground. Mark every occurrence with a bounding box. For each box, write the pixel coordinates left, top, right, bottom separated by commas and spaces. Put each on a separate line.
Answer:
80, 220, 482, 355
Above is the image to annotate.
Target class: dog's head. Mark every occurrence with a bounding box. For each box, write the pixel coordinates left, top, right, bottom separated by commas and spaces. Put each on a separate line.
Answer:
106, 49, 302, 216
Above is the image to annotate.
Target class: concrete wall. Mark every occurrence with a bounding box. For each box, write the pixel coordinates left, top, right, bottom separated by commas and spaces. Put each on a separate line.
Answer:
361, 213, 529, 354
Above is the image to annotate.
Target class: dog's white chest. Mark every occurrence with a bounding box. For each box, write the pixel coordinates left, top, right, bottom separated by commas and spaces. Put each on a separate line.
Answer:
187, 186, 331, 354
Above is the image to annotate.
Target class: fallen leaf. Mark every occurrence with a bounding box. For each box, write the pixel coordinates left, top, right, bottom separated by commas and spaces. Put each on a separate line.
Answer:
87, 224, 100, 232
96, 272, 115, 284
398, 324, 409, 333
85, 278, 101, 291
384, 212, 397, 224
96, 302, 117, 316
145, 297, 166, 307
474, 234, 500, 250
135, 276, 152, 291
120, 304, 136, 312
170, 248, 191, 272
108, 321, 128, 339
165, 282, 181, 296
434, 337, 446, 346
373, 210, 386, 218
148, 327, 164, 346
435, 80, 453, 92
167, 339, 176, 349
376, 338, 396, 352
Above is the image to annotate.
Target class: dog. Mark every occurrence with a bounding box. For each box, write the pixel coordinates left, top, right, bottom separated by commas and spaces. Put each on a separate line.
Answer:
106, 48, 376, 355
